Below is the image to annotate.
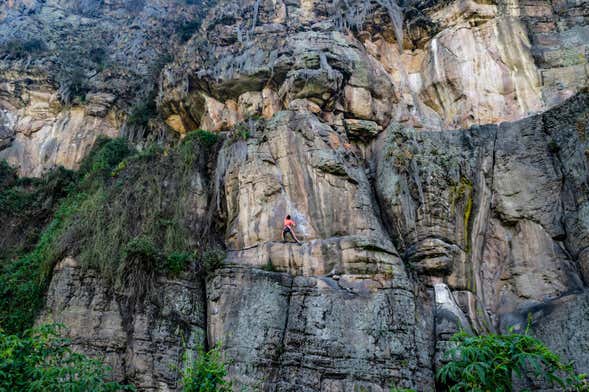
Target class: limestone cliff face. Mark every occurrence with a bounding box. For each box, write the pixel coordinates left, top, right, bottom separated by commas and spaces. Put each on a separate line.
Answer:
3, 0, 589, 391
0, 0, 204, 176
159, 0, 588, 134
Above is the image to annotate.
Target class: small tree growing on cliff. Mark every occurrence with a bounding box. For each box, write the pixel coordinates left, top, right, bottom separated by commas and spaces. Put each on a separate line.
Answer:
437, 328, 588, 391
179, 344, 232, 392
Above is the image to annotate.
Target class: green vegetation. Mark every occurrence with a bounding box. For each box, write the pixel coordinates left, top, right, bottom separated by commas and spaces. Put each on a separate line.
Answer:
182, 129, 219, 150
0, 323, 134, 391
0, 165, 78, 334
78, 137, 134, 179
166, 252, 194, 277
63, 136, 215, 285
449, 177, 473, 253
54, 41, 110, 105
0, 166, 75, 216
127, 98, 157, 129
202, 249, 226, 274
233, 123, 251, 142
55, 55, 90, 105
180, 344, 232, 392
437, 329, 588, 392
118, 236, 161, 300
0, 133, 224, 334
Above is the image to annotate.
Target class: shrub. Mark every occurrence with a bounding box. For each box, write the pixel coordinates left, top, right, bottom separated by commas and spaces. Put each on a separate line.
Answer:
118, 236, 161, 299
1, 135, 216, 334
230, 123, 250, 143
0, 188, 83, 334
79, 137, 134, 180
0, 255, 46, 335
166, 252, 193, 277
0, 139, 130, 334
179, 129, 218, 166
183, 129, 219, 150
122, 236, 160, 263
111, 160, 128, 177
202, 248, 226, 274
0, 166, 74, 215
127, 100, 156, 129
56, 63, 89, 105
0, 323, 134, 391
180, 344, 232, 392
436, 329, 588, 392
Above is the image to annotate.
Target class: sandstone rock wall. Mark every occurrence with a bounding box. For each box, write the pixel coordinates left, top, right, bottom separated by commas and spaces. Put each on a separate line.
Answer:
39, 91, 589, 390
41, 257, 206, 391
159, 0, 589, 136
6, 0, 589, 390
0, 0, 205, 176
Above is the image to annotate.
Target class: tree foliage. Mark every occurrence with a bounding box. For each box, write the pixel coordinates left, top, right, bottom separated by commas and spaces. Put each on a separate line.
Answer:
180, 344, 232, 392
0, 324, 134, 392
437, 329, 588, 392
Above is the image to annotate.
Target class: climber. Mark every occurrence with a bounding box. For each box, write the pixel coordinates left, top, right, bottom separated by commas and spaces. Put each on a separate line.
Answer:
282, 214, 301, 245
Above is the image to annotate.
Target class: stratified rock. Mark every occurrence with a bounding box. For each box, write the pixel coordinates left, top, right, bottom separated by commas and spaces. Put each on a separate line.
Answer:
344, 118, 383, 141
0, 0, 206, 176
40, 258, 206, 391
4, 0, 586, 390
208, 267, 434, 391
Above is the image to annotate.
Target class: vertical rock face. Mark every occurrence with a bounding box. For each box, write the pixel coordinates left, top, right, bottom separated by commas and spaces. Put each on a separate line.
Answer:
373, 93, 589, 378
159, 0, 589, 135
0, 0, 205, 176
41, 258, 206, 391
1, 0, 586, 390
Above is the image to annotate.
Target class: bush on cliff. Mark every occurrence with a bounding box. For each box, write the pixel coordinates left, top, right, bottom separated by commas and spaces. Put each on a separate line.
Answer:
0, 138, 133, 334
437, 329, 588, 392
1, 134, 223, 334
180, 344, 232, 392
0, 166, 78, 334
0, 323, 134, 391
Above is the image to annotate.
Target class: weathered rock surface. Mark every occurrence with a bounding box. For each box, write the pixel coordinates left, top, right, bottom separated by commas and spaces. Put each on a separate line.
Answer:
0, 0, 587, 391
0, 0, 205, 175
207, 267, 434, 391
159, 0, 589, 136
40, 257, 206, 391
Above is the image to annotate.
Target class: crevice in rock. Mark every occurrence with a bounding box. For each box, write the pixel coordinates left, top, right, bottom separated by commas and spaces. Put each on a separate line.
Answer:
476, 125, 498, 312
540, 112, 586, 287
203, 275, 211, 352
269, 274, 294, 387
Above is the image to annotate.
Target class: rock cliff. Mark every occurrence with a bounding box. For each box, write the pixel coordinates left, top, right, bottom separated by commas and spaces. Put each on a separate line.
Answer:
2, 0, 589, 391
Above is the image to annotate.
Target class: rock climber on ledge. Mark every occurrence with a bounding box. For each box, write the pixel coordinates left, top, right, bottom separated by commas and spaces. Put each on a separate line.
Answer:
282, 214, 302, 245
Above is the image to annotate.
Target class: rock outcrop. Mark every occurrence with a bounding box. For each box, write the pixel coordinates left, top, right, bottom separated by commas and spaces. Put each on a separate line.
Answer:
0, 0, 205, 176
41, 257, 206, 390
159, 0, 589, 135
1, 0, 589, 391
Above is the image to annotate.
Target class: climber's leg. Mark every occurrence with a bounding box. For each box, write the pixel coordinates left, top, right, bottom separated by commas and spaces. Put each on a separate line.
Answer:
289, 229, 301, 244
